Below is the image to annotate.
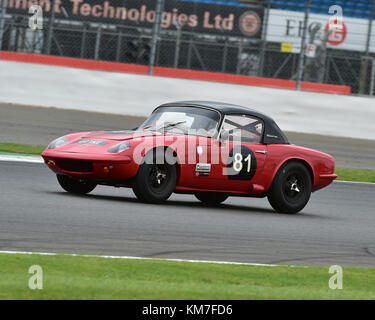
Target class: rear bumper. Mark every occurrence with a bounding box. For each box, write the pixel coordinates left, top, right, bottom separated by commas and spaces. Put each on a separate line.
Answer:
319, 173, 338, 180
42, 150, 138, 181
313, 173, 337, 192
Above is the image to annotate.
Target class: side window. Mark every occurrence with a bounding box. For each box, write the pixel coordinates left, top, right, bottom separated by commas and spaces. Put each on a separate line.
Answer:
221, 115, 263, 144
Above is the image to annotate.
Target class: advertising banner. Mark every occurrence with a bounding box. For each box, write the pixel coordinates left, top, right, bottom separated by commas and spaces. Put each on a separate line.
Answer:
4, 0, 264, 38
266, 9, 375, 53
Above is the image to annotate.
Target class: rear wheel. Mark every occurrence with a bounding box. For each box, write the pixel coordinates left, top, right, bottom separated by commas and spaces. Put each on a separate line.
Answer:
132, 150, 177, 204
57, 174, 97, 194
267, 161, 312, 214
195, 192, 229, 205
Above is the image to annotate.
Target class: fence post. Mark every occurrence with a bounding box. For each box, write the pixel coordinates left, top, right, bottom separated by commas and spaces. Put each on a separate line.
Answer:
236, 38, 243, 74
0, 0, 7, 52
221, 38, 228, 73
94, 24, 102, 60
45, 0, 56, 54
174, 24, 182, 68
370, 58, 375, 96
149, 0, 165, 75
187, 37, 192, 69
259, 0, 271, 77
116, 28, 122, 62
365, 0, 375, 56
296, 0, 312, 90
80, 24, 87, 59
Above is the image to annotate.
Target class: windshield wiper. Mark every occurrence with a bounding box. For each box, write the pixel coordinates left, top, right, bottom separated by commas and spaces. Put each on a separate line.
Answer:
157, 121, 186, 131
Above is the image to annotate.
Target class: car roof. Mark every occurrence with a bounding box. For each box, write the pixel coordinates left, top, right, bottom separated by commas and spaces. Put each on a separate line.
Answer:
158, 101, 289, 145
159, 100, 274, 122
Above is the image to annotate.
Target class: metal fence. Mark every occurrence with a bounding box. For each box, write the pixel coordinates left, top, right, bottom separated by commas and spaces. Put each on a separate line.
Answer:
0, 0, 374, 95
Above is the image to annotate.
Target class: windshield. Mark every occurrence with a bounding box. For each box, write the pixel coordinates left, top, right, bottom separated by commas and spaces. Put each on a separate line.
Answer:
138, 106, 221, 137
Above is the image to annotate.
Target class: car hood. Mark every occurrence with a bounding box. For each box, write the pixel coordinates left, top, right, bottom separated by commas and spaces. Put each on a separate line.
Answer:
54, 130, 165, 154
80, 130, 161, 141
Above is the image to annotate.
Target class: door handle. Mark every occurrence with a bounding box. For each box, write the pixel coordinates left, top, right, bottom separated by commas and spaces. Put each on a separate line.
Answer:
255, 150, 267, 155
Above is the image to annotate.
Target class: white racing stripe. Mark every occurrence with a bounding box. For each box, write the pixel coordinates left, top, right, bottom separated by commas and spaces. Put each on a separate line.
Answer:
0, 154, 44, 163
0, 250, 285, 267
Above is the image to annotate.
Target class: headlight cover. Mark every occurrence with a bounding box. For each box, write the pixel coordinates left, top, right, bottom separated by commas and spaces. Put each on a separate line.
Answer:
107, 141, 131, 153
47, 137, 69, 149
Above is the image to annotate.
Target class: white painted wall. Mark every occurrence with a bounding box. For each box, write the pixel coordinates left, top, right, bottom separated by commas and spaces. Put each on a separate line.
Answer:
1, 60, 374, 140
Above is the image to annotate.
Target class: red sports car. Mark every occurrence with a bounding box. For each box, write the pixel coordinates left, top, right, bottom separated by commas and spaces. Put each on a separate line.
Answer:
42, 101, 337, 214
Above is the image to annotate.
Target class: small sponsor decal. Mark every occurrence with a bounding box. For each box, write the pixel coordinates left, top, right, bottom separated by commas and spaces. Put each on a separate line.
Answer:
238, 10, 262, 37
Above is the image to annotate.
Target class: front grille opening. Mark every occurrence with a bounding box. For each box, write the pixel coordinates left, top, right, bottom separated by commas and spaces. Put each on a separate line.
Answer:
58, 159, 93, 173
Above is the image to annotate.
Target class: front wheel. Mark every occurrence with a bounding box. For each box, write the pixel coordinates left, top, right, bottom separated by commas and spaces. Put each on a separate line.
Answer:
267, 161, 312, 214
195, 192, 229, 205
57, 174, 97, 194
132, 150, 177, 204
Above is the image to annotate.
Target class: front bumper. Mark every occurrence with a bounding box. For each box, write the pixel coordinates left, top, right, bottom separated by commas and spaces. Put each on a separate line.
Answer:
42, 150, 139, 181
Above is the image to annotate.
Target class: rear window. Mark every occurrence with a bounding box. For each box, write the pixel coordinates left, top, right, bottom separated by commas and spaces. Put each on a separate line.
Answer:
221, 115, 264, 144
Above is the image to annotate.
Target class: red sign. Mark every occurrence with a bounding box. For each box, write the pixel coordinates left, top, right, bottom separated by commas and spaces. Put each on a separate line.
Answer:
324, 21, 347, 46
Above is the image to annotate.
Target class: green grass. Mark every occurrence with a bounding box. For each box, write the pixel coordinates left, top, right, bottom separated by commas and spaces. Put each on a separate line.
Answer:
335, 168, 375, 183
0, 253, 375, 300
0, 142, 374, 183
0, 142, 45, 155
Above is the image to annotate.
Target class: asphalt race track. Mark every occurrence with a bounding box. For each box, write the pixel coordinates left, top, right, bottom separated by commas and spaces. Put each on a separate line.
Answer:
1, 160, 374, 267
1, 102, 375, 267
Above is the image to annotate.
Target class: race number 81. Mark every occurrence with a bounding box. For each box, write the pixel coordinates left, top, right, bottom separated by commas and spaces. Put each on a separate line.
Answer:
233, 153, 251, 172
227, 146, 257, 181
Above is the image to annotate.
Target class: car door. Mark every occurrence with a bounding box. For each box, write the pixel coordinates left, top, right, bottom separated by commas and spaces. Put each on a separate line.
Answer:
178, 134, 217, 190
208, 114, 268, 192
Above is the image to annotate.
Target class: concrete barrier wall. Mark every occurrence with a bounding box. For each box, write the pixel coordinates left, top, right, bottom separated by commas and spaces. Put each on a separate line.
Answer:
0, 51, 351, 95
0, 54, 374, 140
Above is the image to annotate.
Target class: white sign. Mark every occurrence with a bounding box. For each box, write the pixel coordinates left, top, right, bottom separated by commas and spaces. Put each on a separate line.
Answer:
28, 5, 43, 30
306, 44, 317, 57
266, 9, 375, 53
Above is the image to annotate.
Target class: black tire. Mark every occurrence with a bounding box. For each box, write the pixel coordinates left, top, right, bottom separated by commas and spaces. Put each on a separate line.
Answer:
57, 174, 97, 194
195, 192, 229, 205
267, 161, 312, 214
132, 149, 177, 204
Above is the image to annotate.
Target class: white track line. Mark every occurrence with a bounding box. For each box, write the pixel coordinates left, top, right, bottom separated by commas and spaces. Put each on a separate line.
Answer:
0, 154, 43, 163
333, 180, 375, 186
0, 250, 283, 267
